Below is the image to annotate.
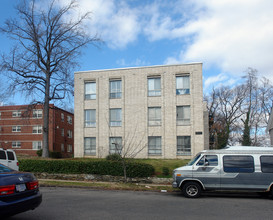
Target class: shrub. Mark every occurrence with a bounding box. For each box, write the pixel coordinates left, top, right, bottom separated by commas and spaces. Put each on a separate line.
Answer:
106, 153, 122, 161
35, 150, 62, 158
18, 159, 155, 178
162, 167, 170, 176
49, 151, 62, 159
36, 149, 42, 157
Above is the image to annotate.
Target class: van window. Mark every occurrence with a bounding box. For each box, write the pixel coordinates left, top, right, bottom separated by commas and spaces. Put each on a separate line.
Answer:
7, 151, 15, 160
0, 150, 6, 159
260, 156, 273, 173
223, 155, 254, 173
197, 155, 218, 166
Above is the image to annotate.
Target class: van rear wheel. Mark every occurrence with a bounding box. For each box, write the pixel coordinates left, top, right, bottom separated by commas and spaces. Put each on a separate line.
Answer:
182, 182, 202, 198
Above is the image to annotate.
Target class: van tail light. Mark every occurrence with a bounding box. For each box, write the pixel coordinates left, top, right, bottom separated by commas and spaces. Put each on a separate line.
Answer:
26, 181, 39, 190
17, 162, 19, 167
0, 185, 15, 195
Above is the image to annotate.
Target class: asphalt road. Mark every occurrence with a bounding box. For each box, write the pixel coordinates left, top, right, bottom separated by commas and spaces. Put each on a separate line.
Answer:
9, 187, 273, 220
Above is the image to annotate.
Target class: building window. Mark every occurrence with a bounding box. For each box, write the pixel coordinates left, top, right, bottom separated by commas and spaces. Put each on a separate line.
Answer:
148, 77, 161, 96
67, 144, 72, 153
67, 115, 72, 124
12, 141, 21, 148
61, 144, 65, 152
61, 113, 64, 122
67, 130, 73, 138
176, 75, 190, 95
110, 108, 122, 127
33, 109, 43, 118
177, 136, 191, 156
32, 141, 42, 150
109, 137, 122, 154
148, 107, 161, 126
12, 126, 21, 132
110, 80, 122, 99
85, 82, 96, 100
177, 106, 190, 125
12, 111, 21, 117
33, 125, 42, 134
148, 137, 161, 155
61, 128, 64, 137
84, 137, 96, 155
84, 109, 96, 127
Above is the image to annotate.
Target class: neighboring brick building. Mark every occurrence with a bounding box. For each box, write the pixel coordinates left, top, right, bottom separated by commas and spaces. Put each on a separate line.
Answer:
0, 104, 74, 157
74, 63, 209, 159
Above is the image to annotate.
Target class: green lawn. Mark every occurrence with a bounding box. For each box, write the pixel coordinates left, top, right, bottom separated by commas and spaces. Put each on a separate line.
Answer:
133, 159, 189, 177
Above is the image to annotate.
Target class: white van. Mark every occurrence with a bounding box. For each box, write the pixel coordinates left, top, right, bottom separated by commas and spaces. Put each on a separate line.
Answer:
172, 146, 273, 198
0, 148, 19, 171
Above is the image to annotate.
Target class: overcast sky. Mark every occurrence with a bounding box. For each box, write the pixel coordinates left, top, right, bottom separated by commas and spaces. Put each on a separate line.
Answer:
1, 0, 273, 105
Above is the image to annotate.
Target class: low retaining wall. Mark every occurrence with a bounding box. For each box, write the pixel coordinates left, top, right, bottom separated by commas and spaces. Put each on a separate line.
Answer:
35, 173, 172, 185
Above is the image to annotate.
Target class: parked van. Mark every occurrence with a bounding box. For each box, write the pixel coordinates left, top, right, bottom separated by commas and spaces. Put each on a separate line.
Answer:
0, 148, 19, 171
172, 146, 273, 198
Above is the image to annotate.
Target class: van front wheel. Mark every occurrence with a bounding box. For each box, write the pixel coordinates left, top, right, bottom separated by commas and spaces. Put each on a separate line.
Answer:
182, 182, 202, 198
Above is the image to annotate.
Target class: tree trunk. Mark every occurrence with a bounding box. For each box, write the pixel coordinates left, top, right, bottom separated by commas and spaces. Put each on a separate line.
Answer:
42, 75, 50, 158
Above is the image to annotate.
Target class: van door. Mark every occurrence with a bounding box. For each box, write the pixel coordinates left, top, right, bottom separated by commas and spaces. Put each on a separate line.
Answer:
192, 154, 221, 189
221, 155, 255, 190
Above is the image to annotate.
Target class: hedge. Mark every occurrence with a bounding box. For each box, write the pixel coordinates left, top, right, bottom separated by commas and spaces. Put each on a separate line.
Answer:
19, 159, 155, 178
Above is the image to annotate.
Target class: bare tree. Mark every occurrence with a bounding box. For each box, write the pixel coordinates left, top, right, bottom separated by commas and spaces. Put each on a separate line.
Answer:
109, 126, 148, 182
206, 85, 246, 148
0, 0, 100, 157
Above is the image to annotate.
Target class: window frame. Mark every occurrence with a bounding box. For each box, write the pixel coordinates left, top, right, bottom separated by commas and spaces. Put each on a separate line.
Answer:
85, 81, 96, 100
32, 125, 42, 134
12, 111, 21, 117
84, 137, 96, 156
67, 115, 72, 124
148, 77, 161, 97
176, 75, 190, 95
148, 107, 161, 126
109, 108, 122, 127
109, 80, 122, 99
177, 136, 191, 156
67, 130, 73, 138
148, 136, 162, 155
84, 109, 96, 127
12, 125, 21, 132
109, 137, 122, 154
12, 141, 21, 148
33, 109, 43, 118
177, 106, 191, 126
32, 141, 42, 150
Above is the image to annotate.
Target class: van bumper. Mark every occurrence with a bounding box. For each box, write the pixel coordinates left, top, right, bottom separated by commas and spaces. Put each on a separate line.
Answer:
172, 181, 178, 188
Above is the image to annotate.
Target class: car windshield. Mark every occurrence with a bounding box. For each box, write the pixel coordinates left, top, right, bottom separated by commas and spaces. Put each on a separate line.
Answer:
187, 153, 201, 166
0, 163, 13, 173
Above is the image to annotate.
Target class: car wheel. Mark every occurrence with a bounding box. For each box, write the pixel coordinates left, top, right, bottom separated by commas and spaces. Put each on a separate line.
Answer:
182, 182, 202, 198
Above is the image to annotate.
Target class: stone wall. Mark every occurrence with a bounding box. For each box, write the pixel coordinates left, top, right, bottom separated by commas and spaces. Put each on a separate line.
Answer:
35, 172, 172, 184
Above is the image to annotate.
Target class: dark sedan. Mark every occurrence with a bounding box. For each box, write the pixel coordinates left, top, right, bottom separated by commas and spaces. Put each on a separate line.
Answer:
0, 163, 42, 217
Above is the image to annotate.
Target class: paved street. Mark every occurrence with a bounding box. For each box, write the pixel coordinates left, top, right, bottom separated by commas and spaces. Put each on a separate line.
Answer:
10, 187, 273, 220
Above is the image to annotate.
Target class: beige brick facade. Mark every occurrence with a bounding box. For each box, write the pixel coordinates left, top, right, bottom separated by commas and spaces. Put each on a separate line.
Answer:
74, 63, 208, 159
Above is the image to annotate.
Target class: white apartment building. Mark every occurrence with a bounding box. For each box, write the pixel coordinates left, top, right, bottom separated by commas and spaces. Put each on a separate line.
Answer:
74, 63, 209, 159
